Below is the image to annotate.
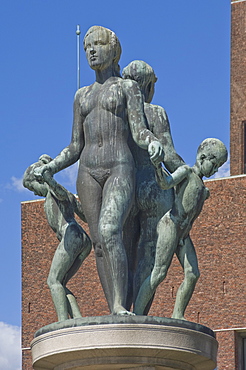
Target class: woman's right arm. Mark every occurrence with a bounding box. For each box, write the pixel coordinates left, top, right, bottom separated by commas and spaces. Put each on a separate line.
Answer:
35, 90, 85, 177
153, 106, 185, 172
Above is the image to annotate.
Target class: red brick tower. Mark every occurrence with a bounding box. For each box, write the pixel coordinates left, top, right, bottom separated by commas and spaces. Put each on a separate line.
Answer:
231, 0, 246, 175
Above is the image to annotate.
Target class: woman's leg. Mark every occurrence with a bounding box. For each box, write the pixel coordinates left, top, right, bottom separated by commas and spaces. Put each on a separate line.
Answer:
98, 165, 135, 315
77, 167, 114, 311
133, 175, 174, 314
123, 208, 140, 311
134, 213, 179, 315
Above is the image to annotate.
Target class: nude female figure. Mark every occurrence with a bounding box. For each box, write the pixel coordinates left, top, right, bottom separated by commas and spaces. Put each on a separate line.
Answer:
122, 61, 184, 313
35, 26, 163, 315
23, 155, 91, 321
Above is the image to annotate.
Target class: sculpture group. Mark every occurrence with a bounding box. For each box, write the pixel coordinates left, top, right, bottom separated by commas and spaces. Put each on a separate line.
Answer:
23, 26, 228, 322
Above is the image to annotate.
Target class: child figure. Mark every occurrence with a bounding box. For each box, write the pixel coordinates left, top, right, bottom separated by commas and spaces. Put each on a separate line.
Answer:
23, 155, 91, 322
134, 138, 228, 319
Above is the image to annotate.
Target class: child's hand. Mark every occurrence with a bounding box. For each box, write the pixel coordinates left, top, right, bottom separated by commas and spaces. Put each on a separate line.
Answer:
182, 165, 192, 174
34, 165, 49, 183
43, 169, 54, 185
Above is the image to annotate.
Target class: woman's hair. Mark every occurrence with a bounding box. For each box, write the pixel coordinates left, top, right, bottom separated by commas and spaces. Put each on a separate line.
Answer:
122, 60, 157, 90
84, 26, 122, 73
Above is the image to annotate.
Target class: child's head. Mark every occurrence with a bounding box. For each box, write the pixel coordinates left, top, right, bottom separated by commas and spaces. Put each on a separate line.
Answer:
196, 138, 228, 178
23, 154, 52, 196
122, 60, 157, 103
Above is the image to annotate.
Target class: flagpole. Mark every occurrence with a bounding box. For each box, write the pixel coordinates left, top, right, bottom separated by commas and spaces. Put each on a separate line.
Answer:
76, 25, 81, 90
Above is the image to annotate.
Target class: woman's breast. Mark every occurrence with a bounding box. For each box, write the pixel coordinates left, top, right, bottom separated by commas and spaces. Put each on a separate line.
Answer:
81, 80, 126, 117
100, 81, 125, 115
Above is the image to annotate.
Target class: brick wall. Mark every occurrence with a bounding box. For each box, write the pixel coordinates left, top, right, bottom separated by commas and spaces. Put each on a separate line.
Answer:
22, 175, 246, 369
231, 0, 246, 175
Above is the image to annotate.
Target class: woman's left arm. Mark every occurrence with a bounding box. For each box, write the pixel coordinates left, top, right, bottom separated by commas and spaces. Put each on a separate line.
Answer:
123, 79, 163, 162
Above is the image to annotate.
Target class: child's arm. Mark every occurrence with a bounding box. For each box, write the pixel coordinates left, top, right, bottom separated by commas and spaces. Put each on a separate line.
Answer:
23, 165, 48, 197
42, 170, 68, 201
155, 163, 191, 190
73, 197, 87, 223
43, 170, 87, 222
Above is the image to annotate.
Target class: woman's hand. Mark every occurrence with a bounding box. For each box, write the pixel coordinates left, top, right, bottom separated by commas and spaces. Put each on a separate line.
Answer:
148, 141, 164, 166
34, 165, 50, 183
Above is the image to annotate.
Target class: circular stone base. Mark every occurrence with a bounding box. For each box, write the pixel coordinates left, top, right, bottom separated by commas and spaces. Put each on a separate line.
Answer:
31, 316, 217, 370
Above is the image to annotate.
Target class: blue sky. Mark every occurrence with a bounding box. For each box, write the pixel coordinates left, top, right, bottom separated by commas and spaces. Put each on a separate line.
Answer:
0, 0, 230, 367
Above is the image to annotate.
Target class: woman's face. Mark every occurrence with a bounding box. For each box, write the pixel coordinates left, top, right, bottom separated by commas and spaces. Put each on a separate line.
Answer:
84, 28, 115, 71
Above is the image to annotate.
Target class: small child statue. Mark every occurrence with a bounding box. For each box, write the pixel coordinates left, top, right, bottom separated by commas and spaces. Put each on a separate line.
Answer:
134, 138, 228, 320
23, 155, 91, 322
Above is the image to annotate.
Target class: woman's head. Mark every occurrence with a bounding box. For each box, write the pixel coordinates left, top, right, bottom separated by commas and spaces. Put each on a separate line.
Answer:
84, 26, 121, 74
122, 60, 157, 103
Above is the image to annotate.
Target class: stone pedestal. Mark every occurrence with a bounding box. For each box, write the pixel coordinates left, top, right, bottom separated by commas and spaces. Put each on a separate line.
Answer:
31, 316, 217, 370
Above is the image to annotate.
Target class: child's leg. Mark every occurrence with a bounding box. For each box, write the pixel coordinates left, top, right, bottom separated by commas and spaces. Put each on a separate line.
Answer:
47, 223, 89, 321
134, 213, 179, 315
47, 238, 70, 321
172, 236, 200, 320
63, 228, 92, 318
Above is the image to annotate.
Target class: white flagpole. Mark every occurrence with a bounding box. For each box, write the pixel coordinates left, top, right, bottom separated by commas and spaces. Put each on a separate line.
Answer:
76, 25, 81, 90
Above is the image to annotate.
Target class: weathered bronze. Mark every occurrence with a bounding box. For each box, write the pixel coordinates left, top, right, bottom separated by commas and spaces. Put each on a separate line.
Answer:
134, 138, 228, 318
32, 26, 163, 316
23, 155, 91, 321
23, 28, 228, 322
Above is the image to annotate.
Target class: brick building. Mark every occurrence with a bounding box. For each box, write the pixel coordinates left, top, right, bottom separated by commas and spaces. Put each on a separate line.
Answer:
22, 1, 246, 369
